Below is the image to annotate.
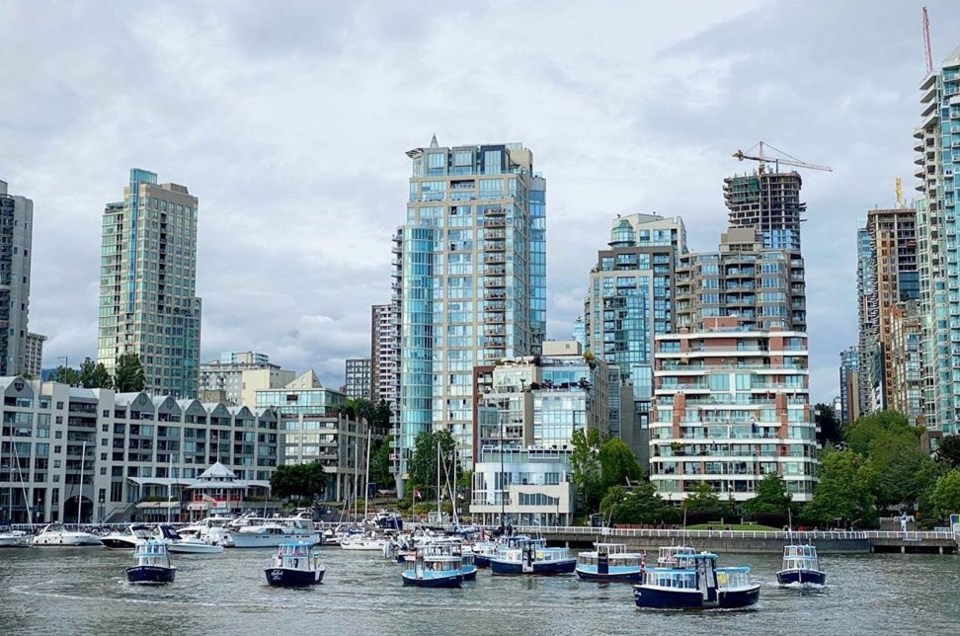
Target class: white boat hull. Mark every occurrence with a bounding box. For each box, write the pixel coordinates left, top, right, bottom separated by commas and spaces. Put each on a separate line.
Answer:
0, 532, 27, 547
229, 532, 320, 549
167, 540, 224, 554
33, 532, 103, 546
341, 539, 387, 551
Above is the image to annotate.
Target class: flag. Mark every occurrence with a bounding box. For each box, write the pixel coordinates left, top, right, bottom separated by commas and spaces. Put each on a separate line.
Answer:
413, 489, 422, 500
201, 493, 217, 504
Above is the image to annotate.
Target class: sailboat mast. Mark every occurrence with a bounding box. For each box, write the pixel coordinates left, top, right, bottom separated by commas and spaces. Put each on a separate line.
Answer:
363, 426, 371, 520
353, 430, 359, 521
167, 455, 173, 524
5, 428, 11, 523
78, 440, 86, 529
436, 440, 441, 525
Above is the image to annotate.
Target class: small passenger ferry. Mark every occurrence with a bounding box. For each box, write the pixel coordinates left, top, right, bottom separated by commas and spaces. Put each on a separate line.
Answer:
419, 539, 477, 581
575, 542, 646, 583
633, 552, 759, 610
126, 540, 176, 584
264, 541, 325, 587
489, 537, 577, 576
401, 551, 464, 588
776, 544, 825, 588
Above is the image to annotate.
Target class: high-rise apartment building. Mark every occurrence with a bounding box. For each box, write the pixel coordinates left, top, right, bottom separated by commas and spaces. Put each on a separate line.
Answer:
97, 169, 202, 398
838, 346, 861, 426
344, 358, 371, 399
724, 170, 805, 251
370, 302, 400, 414
915, 46, 960, 433
582, 213, 686, 446
0, 180, 35, 376
676, 227, 806, 332
855, 208, 919, 413
199, 352, 279, 406
648, 317, 818, 502
888, 301, 923, 424
398, 138, 544, 488
23, 333, 45, 380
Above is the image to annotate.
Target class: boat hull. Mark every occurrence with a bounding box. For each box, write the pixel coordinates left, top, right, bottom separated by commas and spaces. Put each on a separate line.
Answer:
126, 565, 176, 584
33, 533, 102, 546
230, 533, 320, 549
264, 566, 325, 587
462, 565, 478, 581
490, 558, 577, 576
167, 541, 224, 554
401, 572, 463, 588
101, 538, 141, 549
474, 554, 491, 568
575, 567, 644, 583
777, 569, 826, 587
633, 585, 760, 609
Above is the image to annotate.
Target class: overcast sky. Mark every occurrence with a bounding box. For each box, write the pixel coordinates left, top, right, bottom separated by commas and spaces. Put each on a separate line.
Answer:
3, 0, 959, 402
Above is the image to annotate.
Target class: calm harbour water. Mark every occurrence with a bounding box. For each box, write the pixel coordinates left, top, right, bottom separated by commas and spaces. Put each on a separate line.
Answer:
1, 546, 958, 636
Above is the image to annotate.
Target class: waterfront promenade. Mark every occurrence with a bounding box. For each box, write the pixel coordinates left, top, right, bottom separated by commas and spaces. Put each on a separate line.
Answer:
516, 525, 960, 555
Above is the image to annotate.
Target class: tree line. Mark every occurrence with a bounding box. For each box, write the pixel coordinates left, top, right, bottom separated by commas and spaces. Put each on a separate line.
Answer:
49, 353, 146, 392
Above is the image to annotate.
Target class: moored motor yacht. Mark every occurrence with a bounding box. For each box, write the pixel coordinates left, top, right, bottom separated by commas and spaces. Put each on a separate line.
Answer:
32, 523, 102, 546
0, 529, 28, 547
155, 524, 224, 554
101, 524, 154, 549
229, 512, 320, 548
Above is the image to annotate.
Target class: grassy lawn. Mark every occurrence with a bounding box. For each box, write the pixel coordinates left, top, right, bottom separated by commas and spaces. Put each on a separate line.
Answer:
686, 523, 782, 532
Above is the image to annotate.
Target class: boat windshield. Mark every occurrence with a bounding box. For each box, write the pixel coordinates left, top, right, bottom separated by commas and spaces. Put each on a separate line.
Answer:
716, 566, 751, 589
645, 568, 697, 589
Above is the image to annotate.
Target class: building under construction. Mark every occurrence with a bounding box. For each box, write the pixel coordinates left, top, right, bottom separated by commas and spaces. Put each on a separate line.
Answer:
723, 171, 806, 252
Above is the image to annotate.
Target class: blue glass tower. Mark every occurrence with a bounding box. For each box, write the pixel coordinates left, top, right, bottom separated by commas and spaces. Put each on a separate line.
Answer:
398, 139, 543, 491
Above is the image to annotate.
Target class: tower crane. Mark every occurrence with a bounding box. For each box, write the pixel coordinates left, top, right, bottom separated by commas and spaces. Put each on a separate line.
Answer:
732, 141, 833, 174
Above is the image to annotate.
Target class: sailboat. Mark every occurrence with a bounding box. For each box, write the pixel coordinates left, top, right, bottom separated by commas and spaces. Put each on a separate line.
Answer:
33, 442, 101, 546
0, 437, 30, 546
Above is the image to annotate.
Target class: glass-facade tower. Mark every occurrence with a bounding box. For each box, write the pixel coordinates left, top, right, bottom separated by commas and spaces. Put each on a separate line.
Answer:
916, 45, 960, 433
98, 169, 202, 398
398, 139, 544, 489
583, 214, 686, 440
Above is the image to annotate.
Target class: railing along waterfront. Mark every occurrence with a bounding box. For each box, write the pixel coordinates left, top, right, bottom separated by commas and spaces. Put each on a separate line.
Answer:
509, 525, 958, 542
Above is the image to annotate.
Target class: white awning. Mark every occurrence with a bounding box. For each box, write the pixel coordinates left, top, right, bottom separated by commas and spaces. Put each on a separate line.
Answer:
135, 501, 181, 509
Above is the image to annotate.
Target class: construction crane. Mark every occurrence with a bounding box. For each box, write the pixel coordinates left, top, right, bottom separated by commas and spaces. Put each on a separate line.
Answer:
896, 177, 904, 208
923, 7, 933, 74
732, 141, 833, 174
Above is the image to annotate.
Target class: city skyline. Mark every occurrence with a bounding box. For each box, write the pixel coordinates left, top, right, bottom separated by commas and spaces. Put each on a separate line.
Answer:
4, 1, 960, 404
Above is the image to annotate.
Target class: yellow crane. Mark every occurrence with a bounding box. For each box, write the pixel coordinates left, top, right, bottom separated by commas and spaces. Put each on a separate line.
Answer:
895, 177, 904, 208
732, 141, 833, 174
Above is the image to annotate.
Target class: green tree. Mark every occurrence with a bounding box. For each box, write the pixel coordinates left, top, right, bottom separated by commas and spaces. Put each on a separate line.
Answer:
743, 473, 792, 517
845, 410, 911, 456
598, 437, 643, 492
600, 483, 672, 525
935, 435, 960, 469
113, 353, 145, 392
270, 462, 327, 501
683, 482, 721, 513
803, 450, 877, 528
78, 357, 112, 389
407, 430, 457, 499
570, 427, 604, 514
50, 365, 80, 386
368, 435, 394, 490
930, 469, 960, 519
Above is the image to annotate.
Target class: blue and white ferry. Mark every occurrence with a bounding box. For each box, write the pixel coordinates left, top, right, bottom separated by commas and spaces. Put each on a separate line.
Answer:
633, 552, 759, 610
575, 542, 646, 583
126, 540, 176, 585
489, 537, 576, 576
419, 539, 478, 581
776, 544, 825, 588
401, 551, 464, 588
264, 541, 325, 587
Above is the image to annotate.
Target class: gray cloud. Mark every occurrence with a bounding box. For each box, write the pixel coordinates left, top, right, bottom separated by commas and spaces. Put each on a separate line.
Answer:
3, 0, 957, 399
